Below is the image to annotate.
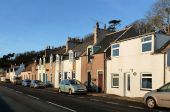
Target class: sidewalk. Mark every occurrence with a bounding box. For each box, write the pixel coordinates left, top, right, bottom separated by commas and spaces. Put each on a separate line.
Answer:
45, 87, 143, 103
88, 93, 143, 103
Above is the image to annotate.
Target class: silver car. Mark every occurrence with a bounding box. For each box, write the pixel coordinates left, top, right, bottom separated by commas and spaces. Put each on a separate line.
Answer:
144, 82, 170, 108
58, 79, 87, 94
30, 80, 45, 88
22, 79, 31, 87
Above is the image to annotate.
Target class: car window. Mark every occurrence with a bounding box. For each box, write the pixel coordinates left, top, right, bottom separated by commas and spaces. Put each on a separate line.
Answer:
159, 83, 170, 92
69, 80, 81, 85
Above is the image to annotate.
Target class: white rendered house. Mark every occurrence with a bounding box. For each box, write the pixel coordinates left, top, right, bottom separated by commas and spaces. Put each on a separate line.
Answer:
106, 32, 170, 97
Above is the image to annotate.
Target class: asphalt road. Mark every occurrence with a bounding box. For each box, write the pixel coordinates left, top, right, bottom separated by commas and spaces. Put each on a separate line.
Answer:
0, 82, 170, 112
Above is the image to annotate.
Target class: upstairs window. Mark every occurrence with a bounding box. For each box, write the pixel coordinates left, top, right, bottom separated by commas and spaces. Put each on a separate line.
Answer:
141, 36, 152, 52
167, 49, 170, 67
87, 47, 92, 63
69, 51, 74, 61
112, 44, 120, 57
56, 55, 60, 62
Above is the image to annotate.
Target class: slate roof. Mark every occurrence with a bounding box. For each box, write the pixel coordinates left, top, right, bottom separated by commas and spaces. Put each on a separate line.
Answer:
71, 35, 94, 57
155, 40, 170, 53
93, 26, 139, 54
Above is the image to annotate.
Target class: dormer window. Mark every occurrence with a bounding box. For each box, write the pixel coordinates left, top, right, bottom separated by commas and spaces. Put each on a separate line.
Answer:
56, 54, 60, 62
69, 50, 74, 61
141, 35, 153, 53
87, 47, 92, 63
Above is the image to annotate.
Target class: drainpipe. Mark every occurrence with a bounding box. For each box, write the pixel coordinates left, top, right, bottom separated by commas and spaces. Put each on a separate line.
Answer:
163, 53, 166, 84
104, 52, 107, 93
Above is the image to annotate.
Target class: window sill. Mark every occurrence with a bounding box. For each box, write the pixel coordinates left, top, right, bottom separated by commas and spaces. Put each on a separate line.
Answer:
111, 86, 119, 88
140, 89, 152, 91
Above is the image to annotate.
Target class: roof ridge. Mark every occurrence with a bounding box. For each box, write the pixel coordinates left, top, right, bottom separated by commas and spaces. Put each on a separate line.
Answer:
106, 26, 130, 36
113, 26, 132, 43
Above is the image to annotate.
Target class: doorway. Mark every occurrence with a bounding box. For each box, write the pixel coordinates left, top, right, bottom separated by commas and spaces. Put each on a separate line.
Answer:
98, 71, 103, 93
124, 73, 131, 96
87, 72, 91, 88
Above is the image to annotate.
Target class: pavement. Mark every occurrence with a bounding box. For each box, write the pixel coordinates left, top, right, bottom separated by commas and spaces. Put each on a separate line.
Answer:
45, 87, 143, 103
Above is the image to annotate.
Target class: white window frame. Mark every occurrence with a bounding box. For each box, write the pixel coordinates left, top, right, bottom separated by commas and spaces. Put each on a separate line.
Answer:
111, 44, 120, 57
111, 73, 119, 88
56, 54, 60, 62
140, 73, 152, 90
69, 50, 74, 62
141, 35, 153, 53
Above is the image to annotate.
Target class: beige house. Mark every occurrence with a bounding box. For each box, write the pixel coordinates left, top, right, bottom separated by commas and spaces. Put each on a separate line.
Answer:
106, 31, 170, 97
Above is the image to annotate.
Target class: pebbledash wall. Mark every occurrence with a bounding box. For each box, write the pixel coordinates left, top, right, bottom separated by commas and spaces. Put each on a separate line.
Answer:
106, 33, 170, 97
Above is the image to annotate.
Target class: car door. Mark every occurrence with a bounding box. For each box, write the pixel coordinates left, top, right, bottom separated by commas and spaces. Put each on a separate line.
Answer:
64, 80, 70, 92
60, 80, 65, 92
155, 83, 170, 108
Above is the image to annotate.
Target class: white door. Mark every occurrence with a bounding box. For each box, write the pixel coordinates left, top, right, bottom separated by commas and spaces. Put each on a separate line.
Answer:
124, 73, 131, 97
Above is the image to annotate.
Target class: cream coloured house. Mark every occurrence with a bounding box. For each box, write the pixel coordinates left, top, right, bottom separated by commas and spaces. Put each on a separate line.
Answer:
106, 31, 170, 97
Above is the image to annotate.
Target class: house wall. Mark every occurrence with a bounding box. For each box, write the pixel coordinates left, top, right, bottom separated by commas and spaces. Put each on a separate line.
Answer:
107, 35, 166, 97
62, 60, 74, 79
45, 63, 55, 85
81, 53, 105, 92
21, 71, 32, 80
75, 58, 81, 81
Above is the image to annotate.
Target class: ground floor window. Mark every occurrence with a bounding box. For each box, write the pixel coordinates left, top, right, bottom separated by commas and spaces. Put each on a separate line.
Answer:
72, 72, 76, 79
141, 73, 152, 90
111, 74, 119, 88
64, 72, 67, 79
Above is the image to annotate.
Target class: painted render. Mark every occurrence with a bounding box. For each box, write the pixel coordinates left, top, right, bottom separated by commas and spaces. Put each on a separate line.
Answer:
106, 33, 170, 97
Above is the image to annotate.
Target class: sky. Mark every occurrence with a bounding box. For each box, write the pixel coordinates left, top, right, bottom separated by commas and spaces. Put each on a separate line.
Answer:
0, 0, 156, 57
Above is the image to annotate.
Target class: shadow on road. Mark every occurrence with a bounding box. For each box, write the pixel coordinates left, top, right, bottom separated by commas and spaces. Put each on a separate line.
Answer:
0, 96, 14, 112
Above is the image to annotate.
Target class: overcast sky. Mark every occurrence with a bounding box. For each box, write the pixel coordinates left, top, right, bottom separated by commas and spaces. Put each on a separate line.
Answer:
0, 0, 155, 57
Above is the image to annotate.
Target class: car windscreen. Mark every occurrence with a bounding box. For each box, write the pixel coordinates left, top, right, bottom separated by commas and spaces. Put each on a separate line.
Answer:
69, 80, 81, 85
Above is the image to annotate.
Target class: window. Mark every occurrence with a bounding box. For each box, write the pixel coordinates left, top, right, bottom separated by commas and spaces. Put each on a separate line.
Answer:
69, 51, 74, 61
159, 83, 170, 92
141, 74, 152, 90
64, 72, 67, 79
141, 36, 152, 52
56, 55, 60, 62
112, 44, 119, 57
111, 74, 119, 88
87, 47, 92, 63
72, 72, 76, 79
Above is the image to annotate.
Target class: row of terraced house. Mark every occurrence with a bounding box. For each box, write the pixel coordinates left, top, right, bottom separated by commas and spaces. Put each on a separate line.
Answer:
5, 23, 170, 97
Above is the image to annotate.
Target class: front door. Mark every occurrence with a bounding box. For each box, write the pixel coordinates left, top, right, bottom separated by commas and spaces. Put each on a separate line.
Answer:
124, 73, 131, 96
98, 71, 103, 93
87, 72, 91, 88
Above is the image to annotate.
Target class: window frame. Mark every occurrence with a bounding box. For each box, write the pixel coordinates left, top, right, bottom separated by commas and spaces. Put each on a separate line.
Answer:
56, 54, 60, 62
111, 73, 119, 88
141, 35, 153, 53
140, 73, 152, 91
111, 44, 120, 57
69, 50, 74, 62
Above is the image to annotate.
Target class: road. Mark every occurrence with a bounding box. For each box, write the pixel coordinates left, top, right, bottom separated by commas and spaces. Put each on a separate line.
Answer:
0, 82, 170, 112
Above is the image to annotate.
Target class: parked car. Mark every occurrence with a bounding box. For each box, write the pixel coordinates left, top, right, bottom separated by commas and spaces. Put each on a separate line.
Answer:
5, 79, 11, 83
22, 79, 31, 87
13, 77, 22, 85
84, 81, 97, 92
30, 80, 45, 88
44, 81, 53, 87
58, 79, 87, 95
144, 82, 170, 108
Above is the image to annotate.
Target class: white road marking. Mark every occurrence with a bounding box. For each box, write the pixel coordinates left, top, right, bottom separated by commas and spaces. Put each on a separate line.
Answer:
15, 91, 23, 94
47, 101, 77, 112
90, 99, 100, 102
128, 106, 144, 110
27, 95, 39, 100
106, 102, 119, 105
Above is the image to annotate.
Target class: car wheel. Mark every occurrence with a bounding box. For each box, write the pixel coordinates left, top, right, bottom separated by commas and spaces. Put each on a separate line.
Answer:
147, 97, 156, 109
58, 88, 61, 93
69, 89, 72, 95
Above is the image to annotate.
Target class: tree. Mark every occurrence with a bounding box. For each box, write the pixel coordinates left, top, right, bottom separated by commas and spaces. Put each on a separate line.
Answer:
146, 0, 170, 30
107, 20, 121, 32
